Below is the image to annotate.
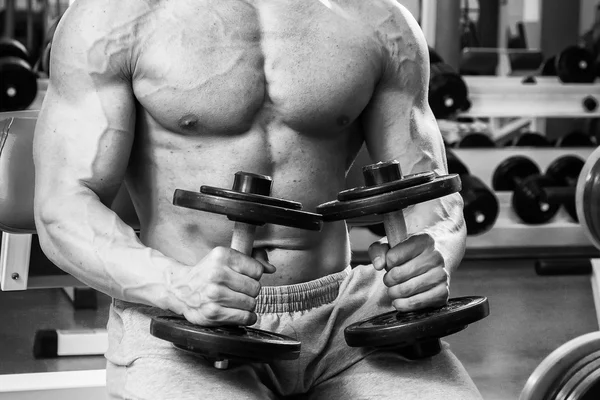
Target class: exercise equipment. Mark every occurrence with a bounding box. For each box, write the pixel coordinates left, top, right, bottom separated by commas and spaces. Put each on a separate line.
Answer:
556, 131, 596, 148
0, 37, 37, 111
575, 146, 600, 249
446, 150, 499, 235
511, 132, 552, 147
316, 160, 489, 359
520, 332, 600, 400
150, 172, 322, 369
456, 132, 496, 148
492, 155, 560, 224
429, 62, 470, 119
495, 154, 590, 225
545, 155, 586, 222
520, 148, 600, 397
541, 46, 596, 83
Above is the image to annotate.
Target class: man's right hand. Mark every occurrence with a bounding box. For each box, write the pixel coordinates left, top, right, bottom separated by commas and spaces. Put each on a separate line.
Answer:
169, 247, 275, 327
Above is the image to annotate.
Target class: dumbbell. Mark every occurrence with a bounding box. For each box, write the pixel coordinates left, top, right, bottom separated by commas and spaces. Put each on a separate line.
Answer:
456, 132, 496, 148
555, 131, 596, 147
492, 156, 576, 224
0, 37, 38, 111
545, 155, 586, 222
446, 150, 499, 235
510, 132, 552, 147
316, 161, 489, 360
429, 62, 470, 119
541, 46, 596, 83
150, 172, 322, 369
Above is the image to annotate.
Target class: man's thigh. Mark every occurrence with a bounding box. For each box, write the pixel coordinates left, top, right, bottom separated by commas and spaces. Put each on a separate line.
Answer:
306, 344, 482, 400
106, 356, 278, 400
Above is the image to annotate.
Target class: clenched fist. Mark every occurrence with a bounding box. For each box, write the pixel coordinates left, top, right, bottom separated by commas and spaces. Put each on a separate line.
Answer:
368, 233, 449, 312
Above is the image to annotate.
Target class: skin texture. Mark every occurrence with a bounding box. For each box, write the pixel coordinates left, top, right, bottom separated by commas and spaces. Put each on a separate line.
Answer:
33, 0, 465, 327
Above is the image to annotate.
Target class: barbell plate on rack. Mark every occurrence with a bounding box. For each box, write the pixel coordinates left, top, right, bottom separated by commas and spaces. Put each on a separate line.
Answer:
337, 172, 435, 201
520, 331, 600, 400
575, 147, 600, 250
554, 353, 600, 400
344, 296, 489, 348
173, 189, 322, 231
0, 57, 38, 112
150, 316, 301, 363
316, 175, 461, 222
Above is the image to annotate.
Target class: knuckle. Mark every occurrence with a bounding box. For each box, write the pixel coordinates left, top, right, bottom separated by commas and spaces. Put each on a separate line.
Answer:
207, 267, 224, 284
204, 284, 222, 301
211, 246, 230, 263
202, 303, 221, 320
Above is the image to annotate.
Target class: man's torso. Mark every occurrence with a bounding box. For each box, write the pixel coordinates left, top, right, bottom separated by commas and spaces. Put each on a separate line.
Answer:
116, 0, 396, 284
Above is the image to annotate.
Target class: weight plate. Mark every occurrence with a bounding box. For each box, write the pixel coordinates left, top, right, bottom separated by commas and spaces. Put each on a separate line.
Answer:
546, 156, 585, 186
201, 186, 302, 210
460, 175, 499, 236
173, 189, 322, 231
344, 296, 489, 348
457, 133, 496, 148
338, 172, 435, 201
520, 331, 600, 400
317, 174, 461, 222
575, 147, 600, 250
150, 316, 300, 363
513, 132, 552, 148
512, 175, 561, 224
429, 62, 469, 119
556, 46, 596, 84
556, 132, 595, 148
0, 38, 29, 61
568, 370, 600, 400
492, 156, 541, 191
555, 353, 600, 400
0, 57, 38, 112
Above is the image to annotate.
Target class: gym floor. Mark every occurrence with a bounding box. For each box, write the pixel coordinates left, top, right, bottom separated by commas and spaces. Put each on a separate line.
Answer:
0, 258, 598, 399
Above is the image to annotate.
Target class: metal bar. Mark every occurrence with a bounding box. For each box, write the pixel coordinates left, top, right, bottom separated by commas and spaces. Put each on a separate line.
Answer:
461, 77, 600, 118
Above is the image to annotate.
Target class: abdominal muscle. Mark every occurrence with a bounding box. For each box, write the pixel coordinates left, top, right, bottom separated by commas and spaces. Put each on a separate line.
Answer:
125, 115, 358, 286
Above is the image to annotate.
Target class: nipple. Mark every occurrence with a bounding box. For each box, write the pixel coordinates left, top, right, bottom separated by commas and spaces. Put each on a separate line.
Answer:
337, 115, 350, 127
179, 115, 199, 130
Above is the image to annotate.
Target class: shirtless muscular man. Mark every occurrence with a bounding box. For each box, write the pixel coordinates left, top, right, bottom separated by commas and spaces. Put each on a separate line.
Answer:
33, 0, 482, 398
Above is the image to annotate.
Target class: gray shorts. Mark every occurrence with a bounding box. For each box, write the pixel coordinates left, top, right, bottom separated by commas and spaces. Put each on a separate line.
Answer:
105, 264, 482, 399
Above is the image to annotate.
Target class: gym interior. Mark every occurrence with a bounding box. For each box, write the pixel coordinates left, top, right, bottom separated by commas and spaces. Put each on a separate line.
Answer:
2, 0, 600, 399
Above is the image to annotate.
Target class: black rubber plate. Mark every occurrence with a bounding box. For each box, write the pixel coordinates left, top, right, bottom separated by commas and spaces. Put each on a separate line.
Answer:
201, 186, 302, 210
174, 189, 322, 231
317, 175, 461, 222
344, 296, 489, 348
521, 332, 600, 400
576, 147, 600, 250
150, 316, 301, 363
338, 172, 435, 201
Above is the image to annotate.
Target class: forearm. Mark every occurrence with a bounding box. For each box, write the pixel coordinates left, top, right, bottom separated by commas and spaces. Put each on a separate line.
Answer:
35, 187, 184, 312
405, 192, 466, 275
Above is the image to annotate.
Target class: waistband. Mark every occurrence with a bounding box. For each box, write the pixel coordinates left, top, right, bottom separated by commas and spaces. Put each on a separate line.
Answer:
255, 266, 351, 313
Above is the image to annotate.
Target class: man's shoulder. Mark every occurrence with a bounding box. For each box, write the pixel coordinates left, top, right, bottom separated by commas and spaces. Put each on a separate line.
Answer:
59, 0, 162, 43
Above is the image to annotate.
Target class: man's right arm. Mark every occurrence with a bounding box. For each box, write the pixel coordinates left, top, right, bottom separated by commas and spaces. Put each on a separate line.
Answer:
33, 1, 181, 311
33, 1, 267, 327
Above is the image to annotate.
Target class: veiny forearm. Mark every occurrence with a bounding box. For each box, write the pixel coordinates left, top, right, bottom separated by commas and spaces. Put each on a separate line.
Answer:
405, 192, 466, 275
35, 187, 184, 312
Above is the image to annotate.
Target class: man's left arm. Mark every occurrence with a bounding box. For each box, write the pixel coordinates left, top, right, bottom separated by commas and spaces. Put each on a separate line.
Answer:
360, 4, 466, 312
